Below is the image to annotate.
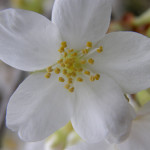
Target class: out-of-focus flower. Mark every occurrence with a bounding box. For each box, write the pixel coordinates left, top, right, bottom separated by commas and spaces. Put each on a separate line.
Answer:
0, 0, 150, 144
66, 101, 150, 150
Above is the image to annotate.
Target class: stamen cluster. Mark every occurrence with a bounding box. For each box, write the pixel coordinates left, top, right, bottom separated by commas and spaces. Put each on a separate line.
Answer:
44, 41, 103, 92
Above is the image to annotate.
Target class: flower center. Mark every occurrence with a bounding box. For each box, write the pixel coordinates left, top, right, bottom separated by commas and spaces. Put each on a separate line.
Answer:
44, 41, 103, 93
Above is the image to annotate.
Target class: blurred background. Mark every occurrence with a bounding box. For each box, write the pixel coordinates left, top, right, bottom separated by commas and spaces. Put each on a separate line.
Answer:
0, 0, 150, 149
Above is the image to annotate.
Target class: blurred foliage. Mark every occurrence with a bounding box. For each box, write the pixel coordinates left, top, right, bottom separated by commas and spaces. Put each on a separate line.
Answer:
125, 0, 150, 16
11, 0, 44, 14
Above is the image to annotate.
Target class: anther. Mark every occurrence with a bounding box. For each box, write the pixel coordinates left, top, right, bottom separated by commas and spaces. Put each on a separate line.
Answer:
68, 78, 73, 84
86, 42, 92, 48
78, 68, 83, 72
57, 59, 63, 64
45, 73, 51, 79
64, 84, 70, 89
46, 66, 53, 72
64, 52, 68, 57
58, 47, 64, 53
77, 77, 83, 82
88, 58, 94, 64
59, 77, 65, 82
90, 76, 95, 82
82, 49, 89, 54
61, 63, 65, 67
97, 46, 103, 53
68, 49, 74, 53
84, 70, 90, 75
55, 68, 61, 74
69, 87, 74, 93
63, 69, 67, 75
71, 52, 77, 57
95, 74, 100, 80
80, 60, 86, 64
61, 41, 67, 48
71, 72, 76, 77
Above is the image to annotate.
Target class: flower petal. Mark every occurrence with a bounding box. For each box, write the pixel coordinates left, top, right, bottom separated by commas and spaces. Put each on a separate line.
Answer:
52, 0, 111, 50
71, 74, 135, 143
92, 31, 150, 94
66, 141, 114, 150
0, 9, 61, 71
6, 72, 74, 141
118, 102, 150, 150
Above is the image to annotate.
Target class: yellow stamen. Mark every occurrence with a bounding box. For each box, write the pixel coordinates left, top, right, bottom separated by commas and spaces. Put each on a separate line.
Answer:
68, 49, 74, 53
55, 68, 60, 74
61, 63, 65, 67
88, 58, 94, 64
45, 73, 51, 79
59, 77, 65, 82
66, 73, 72, 78
90, 76, 95, 82
95, 74, 100, 80
84, 70, 90, 75
46, 66, 53, 72
82, 49, 89, 54
86, 41, 92, 48
97, 46, 103, 53
80, 60, 86, 64
77, 77, 83, 82
64, 84, 70, 89
69, 87, 74, 93
58, 47, 64, 53
63, 69, 67, 75
57, 59, 63, 64
78, 68, 83, 72
71, 52, 77, 57
68, 78, 73, 84
71, 71, 76, 77
61, 41, 67, 48
64, 52, 68, 57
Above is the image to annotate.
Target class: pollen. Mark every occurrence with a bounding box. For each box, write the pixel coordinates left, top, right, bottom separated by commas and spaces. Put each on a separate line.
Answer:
86, 41, 92, 48
97, 46, 103, 53
88, 58, 94, 64
71, 52, 77, 57
90, 76, 95, 82
68, 49, 74, 53
95, 74, 100, 80
55, 68, 60, 74
59, 77, 65, 82
58, 47, 64, 53
44, 41, 103, 93
61, 41, 67, 48
64, 84, 70, 89
78, 68, 83, 72
45, 73, 51, 78
69, 87, 74, 93
84, 70, 90, 75
46, 66, 53, 72
64, 52, 68, 57
80, 60, 86, 64
82, 49, 89, 54
63, 69, 67, 75
77, 77, 83, 82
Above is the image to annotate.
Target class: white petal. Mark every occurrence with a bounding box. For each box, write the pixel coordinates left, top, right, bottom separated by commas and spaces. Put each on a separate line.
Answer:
118, 106, 150, 150
66, 141, 114, 150
71, 74, 135, 143
0, 9, 61, 71
6, 72, 74, 141
52, 0, 111, 50
91, 31, 150, 94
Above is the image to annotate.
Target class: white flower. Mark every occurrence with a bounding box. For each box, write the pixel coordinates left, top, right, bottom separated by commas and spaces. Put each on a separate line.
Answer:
67, 102, 150, 150
0, 0, 150, 143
